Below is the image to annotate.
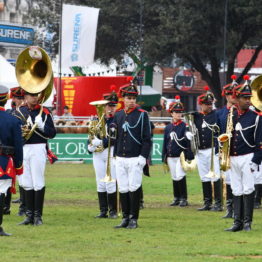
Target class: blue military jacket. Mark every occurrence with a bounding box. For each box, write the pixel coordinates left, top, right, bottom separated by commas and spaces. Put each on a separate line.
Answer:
0, 107, 23, 179
230, 109, 262, 165
162, 120, 193, 162
216, 105, 230, 134
15, 105, 56, 144
193, 110, 219, 150
113, 106, 152, 159
102, 116, 116, 149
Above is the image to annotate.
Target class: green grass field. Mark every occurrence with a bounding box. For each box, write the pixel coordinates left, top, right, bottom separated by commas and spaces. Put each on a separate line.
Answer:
2, 164, 262, 262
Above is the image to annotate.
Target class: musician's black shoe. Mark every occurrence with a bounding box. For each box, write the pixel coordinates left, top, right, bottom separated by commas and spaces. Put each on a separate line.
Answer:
126, 219, 138, 229
170, 198, 180, 206
34, 216, 43, 226
17, 208, 26, 216
243, 223, 252, 231
225, 223, 243, 232
3, 207, 10, 215
179, 199, 188, 207
95, 212, 108, 218
108, 211, 118, 219
0, 227, 11, 236
210, 204, 223, 212
197, 204, 212, 211
114, 218, 129, 229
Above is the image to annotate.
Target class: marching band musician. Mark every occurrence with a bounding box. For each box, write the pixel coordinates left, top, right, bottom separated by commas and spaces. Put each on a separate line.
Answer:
17, 91, 56, 226
187, 87, 222, 211
4, 87, 26, 217
87, 87, 118, 219
216, 75, 238, 218
112, 78, 152, 229
225, 75, 262, 232
0, 85, 23, 236
162, 96, 193, 207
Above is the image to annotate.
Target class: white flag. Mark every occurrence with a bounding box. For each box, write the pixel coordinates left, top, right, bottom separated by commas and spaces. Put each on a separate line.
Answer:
61, 4, 99, 68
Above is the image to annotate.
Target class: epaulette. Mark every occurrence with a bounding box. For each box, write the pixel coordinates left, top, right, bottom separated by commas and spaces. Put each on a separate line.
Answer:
43, 107, 51, 115
138, 108, 146, 112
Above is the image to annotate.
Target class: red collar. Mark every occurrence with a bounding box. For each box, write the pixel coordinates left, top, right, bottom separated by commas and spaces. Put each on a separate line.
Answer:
172, 120, 182, 126
26, 104, 41, 111
0, 106, 5, 111
235, 105, 249, 116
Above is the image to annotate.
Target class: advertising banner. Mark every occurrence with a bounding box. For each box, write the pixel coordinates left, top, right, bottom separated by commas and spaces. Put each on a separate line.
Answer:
48, 134, 163, 164
61, 4, 99, 67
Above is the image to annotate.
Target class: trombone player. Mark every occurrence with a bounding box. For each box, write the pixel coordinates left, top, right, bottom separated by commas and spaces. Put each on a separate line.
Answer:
225, 75, 262, 232
186, 87, 222, 211
87, 88, 118, 219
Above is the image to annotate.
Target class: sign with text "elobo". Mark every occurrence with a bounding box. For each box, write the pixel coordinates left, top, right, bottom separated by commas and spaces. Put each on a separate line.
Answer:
0, 24, 34, 45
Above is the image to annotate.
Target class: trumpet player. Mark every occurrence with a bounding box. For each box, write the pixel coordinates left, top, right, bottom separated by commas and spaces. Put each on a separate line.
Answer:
216, 75, 238, 218
0, 85, 23, 236
17, 91, 56, 226
162, 96, 193, 207
112, 78, 152, 229
187, 87, 222, 211
225, 75, 262, 232
87, 88, 118, 219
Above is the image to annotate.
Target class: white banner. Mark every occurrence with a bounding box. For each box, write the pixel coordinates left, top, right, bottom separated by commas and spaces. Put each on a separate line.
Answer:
61, 4, 99, 68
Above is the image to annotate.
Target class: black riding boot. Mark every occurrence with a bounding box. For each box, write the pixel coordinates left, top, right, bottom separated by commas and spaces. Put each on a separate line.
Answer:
108, 192, 117, 219
170, 180, 180, 206
127, 187, 142, 229
198, 182, 212, 211
95, 192, 108, 218
18, 187, 26, 216
19, 189, 34, 225
243, 192, 255, 231
254, 184, 262, 209
211, 179, 222, 211
223, 184, 233, 218
3, 187, 11, 215
179, 176, 188, 207
0, 193, 11, 236
114, 192, 130, 228
225, 195, 244, 232
34, 188, 45, 226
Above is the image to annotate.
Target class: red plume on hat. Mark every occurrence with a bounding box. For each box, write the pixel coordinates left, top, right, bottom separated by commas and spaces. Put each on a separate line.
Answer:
110, 85, 116, 92
174, 95, 180, 102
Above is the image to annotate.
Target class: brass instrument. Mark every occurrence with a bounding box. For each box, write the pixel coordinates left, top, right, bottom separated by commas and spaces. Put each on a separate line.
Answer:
15, 46, 53, 140
180, 151, 197, 172
88, 100, 108, 152
206, 125, 220, 179
184, 113, 199, 155
251, 75, 262, 111
218, 106, 235, 171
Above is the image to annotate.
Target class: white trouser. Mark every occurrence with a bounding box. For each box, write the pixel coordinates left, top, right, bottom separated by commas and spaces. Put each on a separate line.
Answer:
196, 148, 220, 182
167, 157, 185, 181
254, 164, 262, 184
21, 144, 47, 191
230, 153, 255, 196
223, 170, 231, 185
93, 147, 116, 194
0, 179, 12, 195
17, 174, 23, 186
115, 156, 143, 193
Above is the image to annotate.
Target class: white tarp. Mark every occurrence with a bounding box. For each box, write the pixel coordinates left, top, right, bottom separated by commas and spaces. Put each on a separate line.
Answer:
138, 85, 161, 95
61, 4, 99, 68
0, 54, 19, 88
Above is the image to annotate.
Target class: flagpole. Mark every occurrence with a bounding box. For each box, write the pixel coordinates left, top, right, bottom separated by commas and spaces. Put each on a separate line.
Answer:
57, 0, 63, 115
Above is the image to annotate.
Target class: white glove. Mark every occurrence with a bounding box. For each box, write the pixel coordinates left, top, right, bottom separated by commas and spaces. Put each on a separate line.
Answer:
185, 131, 194, 141
35, 115, 45, 131
92, 136, 102, 147
88, 144, 96, 153
250, 162, 259, 173
137, 155, 146, 167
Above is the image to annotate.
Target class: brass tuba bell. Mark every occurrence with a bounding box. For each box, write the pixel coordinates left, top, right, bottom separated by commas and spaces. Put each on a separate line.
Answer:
251, 75, 262, 111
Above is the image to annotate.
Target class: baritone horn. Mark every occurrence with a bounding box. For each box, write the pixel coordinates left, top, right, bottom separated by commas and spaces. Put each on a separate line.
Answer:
251, 75, 262, 111
15, 46, 53, 140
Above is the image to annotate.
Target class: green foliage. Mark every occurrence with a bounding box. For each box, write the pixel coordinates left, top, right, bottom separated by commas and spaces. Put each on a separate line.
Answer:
2, 163, 262, 262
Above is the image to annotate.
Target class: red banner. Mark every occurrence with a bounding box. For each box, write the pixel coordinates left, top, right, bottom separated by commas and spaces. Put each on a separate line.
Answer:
54, 76, 129, 116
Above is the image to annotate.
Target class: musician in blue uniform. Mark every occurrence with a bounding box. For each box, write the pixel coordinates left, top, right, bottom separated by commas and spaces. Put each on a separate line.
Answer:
113, 78, 152, 229
88, 88, 118, 219
226, 75, 262, 232
162, 96, 193, 207
4, 87, 26, 217
15, 91, 56, 226
188, 87, 222, 211
216, 75, 238, 218
0, 85, 23, 236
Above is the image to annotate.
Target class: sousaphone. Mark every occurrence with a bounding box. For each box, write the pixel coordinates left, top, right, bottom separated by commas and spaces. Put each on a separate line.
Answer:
251, 75, 262, 111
